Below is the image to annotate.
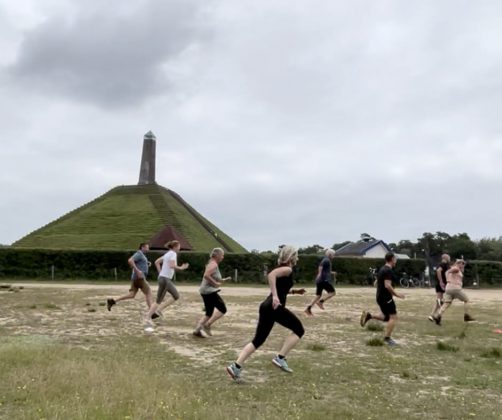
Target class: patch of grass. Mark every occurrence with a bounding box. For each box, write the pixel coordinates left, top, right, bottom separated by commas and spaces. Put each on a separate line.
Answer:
400, 370, 418, 380
307, 343, 326, 352
28, 304, 37, 309
436, 341, 459, 352
43, 303, 62, 310
366, 337, 384, 346
98, 302, 106, 306
366, 322, 384, 332
1, 284, 502, 419
480, 347, 501, 358
87, 308, 97, 313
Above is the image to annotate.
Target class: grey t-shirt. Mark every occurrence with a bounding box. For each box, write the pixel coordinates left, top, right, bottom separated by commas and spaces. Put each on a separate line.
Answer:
199, 265, 222, 295
131, 250, 148, 280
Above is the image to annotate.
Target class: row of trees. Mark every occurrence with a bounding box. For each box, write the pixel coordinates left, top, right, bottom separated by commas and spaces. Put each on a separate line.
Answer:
298, 232, 502, 262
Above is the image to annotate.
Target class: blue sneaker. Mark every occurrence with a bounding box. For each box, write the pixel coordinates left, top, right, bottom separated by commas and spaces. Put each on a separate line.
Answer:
272, 356, 293, 373
384, 337, 397, 347
226, 362, 241, 381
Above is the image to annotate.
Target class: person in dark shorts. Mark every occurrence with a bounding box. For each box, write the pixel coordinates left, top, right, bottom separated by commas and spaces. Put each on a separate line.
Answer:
107, 243, 153, 311
305, 249, 337, 316
428, 254, 450, 322
226, 246, 306, 382
360, 252, 405, 346
193, 248, 232, 337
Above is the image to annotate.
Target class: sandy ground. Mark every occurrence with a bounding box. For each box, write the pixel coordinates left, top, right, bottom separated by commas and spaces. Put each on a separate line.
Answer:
4, 281, 502, 299
1, 282, 501, 373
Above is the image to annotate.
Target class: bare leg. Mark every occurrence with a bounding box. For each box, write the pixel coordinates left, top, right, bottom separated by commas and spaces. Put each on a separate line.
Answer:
305, 296, 321, 315
157, 296, 176, 313
146, 302, 159, 320
321, 292, 336, 303
430, 292, 444, 317
236, 342, 257, 366
278, 333, 301, 357
463, 300, 470, 314
385, 314, 397, 338
438, 302, 451, 316
115, 290, 137, 303
206, 309, 225, 327
371, 313, 386, 321
144, 290, 153, 309
195, 315, 210, 331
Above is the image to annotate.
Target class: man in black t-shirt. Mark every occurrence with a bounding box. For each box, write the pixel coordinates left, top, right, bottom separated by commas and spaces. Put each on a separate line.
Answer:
428, 254, 450, 322
360, 252, 405, 346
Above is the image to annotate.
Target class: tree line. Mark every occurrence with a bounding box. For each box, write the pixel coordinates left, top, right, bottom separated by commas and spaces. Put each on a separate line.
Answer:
298, 232, 502, 262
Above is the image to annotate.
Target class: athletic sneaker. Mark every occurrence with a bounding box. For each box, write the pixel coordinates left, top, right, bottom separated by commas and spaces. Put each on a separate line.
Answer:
432, 315, 442, 326
384, 337, 397, 347
106, 298, 116, 311
226, 362, 241, 381
151, 311, 162, 320
202, 324, 212, 336
304, 307, 314, 317
464, 314, 475, 322
272, 356, 293, 373
428, 315, 435, 322
360, 311, 371, 327
193, 329, 204, 338
316, 301, 325, 310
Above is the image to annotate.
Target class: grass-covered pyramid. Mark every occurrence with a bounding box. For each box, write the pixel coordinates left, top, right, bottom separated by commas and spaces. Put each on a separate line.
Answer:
12, 132, 247, 253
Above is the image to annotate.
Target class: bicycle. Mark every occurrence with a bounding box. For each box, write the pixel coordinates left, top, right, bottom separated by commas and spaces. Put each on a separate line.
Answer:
399, 272, 420, 288
367, 267, 378, 286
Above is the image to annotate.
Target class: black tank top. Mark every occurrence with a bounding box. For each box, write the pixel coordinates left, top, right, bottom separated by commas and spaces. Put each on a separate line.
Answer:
265, 265, 294, 306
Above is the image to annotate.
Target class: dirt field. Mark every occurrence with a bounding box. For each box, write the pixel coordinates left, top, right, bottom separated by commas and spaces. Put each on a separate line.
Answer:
1, 282, 501, 419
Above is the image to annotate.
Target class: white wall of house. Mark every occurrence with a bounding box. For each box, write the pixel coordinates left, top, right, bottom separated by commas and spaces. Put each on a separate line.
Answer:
363, 244, 389, 258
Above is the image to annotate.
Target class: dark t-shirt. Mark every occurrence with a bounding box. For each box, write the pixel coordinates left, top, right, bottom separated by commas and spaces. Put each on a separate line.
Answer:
376, 265, 394, 302
264, 264, 294, 307
437, 262, 449, 286
316, 257, 332, 284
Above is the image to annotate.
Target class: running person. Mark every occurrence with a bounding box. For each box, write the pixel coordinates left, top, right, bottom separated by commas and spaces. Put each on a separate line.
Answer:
144, 240, 188, 329
305, 249, 337, 316
360, 252, 405, 346
107, 242, 153, 311
226, 246, 306, 382
432, 259, 475, 325
428, 254, 450, 322
193, 248, 232, 337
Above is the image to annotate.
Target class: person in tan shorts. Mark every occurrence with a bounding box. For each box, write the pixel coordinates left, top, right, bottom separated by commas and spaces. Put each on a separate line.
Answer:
107, 243, 153, 311
432, 258, 475, 325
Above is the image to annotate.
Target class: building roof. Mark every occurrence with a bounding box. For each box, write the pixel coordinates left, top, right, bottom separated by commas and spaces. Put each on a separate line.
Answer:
148, 225, 192, 251
335, 239, 391, 256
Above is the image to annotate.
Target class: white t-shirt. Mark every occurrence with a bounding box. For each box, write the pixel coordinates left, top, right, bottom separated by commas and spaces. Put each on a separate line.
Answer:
159, 250, 177, 279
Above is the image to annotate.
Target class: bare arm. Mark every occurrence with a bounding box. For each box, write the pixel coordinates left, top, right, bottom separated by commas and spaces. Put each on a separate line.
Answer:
128, 256, 143, 278
384, 279, 405, 299
155, 256, 163, 273
168, 259, 189, 271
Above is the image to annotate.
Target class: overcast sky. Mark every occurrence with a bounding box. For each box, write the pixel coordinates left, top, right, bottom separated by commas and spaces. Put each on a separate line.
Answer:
1, 0, 502, 251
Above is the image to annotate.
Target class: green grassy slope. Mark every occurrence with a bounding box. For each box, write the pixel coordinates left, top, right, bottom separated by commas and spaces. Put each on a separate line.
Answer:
12, 185, 247, 252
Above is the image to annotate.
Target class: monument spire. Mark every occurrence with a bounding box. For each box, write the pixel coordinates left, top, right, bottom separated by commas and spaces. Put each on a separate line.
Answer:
138, 131, 156, 185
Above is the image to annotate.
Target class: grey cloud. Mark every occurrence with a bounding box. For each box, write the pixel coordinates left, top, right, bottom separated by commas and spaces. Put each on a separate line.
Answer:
7, 0, 210, 107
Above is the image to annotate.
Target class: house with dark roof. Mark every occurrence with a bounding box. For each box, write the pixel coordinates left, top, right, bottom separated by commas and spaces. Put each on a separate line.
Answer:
335, 239, 410, 259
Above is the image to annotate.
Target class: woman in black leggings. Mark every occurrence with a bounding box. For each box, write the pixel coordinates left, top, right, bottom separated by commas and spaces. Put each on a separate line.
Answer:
226, 245, 306, 381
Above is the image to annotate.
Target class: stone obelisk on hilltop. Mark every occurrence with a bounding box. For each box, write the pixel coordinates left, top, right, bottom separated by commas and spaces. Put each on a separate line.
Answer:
138, 131, 156, 185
